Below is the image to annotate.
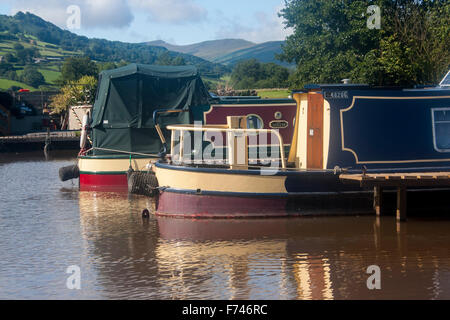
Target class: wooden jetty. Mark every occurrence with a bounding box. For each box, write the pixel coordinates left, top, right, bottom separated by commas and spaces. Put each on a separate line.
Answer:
0, 131, 79, 152
340, 172, 450, 221
0, 131, 78, 143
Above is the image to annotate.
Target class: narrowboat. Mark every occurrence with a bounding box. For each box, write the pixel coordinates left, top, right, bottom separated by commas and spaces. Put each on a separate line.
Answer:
153, 71, 450, 218
70, 64, 297, 191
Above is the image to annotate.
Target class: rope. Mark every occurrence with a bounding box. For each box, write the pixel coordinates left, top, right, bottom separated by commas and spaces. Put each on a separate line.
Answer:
72, 108, 83, 127
91, 147, 159, 157
71, 108, 93, 145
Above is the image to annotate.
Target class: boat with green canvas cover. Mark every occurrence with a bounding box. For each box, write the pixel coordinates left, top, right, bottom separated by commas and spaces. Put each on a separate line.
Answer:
67, 63, 298, 191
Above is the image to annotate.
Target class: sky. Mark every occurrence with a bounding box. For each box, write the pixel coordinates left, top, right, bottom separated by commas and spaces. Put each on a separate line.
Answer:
0, 0, 293, 45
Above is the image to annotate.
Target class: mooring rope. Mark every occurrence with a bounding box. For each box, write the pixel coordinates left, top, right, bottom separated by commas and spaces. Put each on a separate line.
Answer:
90, 147, 160, 157
71, 108, 93, 145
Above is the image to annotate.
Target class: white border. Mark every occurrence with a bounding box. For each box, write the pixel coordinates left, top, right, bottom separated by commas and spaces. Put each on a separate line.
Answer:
431, 107, 450, 153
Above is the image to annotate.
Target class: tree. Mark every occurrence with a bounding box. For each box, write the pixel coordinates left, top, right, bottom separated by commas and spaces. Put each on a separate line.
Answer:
15, 47, 40, 64
61, 57, 99, 83
155, 52, 187, 66
0, 62, 16, 76
50, 75, 98, 114
231, 59, 290, 89
172, 56, 186, 66
20, 65, 45, 88
3, 53, 17, 63
13, 43, 24, 51
0, 61, 18, 81
279, 0, 450, 87
377, 0, 450, 85
97, 61, 118, 72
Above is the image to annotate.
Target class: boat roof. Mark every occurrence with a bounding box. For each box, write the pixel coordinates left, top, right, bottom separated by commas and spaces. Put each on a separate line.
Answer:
99, 63, 200, 79
92, 63, 211, 129
293, 69, 450, 93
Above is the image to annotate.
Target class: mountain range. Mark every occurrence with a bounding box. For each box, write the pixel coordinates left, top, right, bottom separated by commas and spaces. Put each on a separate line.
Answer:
147, 39, 293, 67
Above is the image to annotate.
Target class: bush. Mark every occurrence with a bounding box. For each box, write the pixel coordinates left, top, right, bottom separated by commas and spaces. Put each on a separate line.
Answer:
20, 65, 46, 88
231, 59, 290, 89
61, 57, 98, 83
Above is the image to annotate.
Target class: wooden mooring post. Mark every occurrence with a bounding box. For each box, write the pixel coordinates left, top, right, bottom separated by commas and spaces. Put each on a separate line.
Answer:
373, 186, 383, 216
340, 172, 450, 222
396, 187, 407, 222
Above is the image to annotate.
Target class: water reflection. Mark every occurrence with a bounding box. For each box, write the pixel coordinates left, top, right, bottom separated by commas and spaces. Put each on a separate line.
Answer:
78, 192, 158, 299
1, 155, 448, 299
0, 150, 76, 164
77, 192, 450, 300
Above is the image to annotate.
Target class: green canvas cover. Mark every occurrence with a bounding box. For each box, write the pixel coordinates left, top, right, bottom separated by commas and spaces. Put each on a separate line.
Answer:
91, 64, 211, 155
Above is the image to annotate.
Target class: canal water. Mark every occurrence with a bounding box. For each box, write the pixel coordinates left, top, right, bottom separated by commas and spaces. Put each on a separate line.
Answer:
1, 151, 449, 300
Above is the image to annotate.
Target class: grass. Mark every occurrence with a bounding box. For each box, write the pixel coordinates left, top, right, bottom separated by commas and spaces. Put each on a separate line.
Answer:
0, 36, 65, 86
38, 68, 61, 83
0, 78, 36, 91
39, 49, 64, 57
256, 89, 291, 99
0, 41, 15, 48
15, 67, 61, 84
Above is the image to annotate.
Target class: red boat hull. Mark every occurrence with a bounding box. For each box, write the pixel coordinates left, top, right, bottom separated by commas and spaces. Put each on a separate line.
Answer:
79, 173, 128, 192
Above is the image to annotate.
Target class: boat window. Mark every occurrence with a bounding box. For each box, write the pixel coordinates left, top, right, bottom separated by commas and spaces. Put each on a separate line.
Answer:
439, 70, 450, 87
432, 108, 450, 152
246, 114, 264, 130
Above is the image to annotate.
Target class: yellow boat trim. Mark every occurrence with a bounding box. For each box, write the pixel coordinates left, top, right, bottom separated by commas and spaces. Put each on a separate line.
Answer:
156, 166, 288, 194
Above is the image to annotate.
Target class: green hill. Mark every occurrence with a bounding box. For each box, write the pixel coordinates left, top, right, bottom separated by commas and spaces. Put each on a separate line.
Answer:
0, 11, 230, 91
214, 41, 293, 68
147, 38, 294, 68
147, 39, 255, 61
0, 34, 78, 90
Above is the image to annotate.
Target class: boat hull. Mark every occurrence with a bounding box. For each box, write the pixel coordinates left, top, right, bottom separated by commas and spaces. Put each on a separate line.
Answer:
154, 161, 373, 218
157, 191, 289, 218
78, 156, 157, 191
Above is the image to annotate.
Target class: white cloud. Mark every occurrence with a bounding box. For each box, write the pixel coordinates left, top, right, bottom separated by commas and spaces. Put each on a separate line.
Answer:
130, 0, 207, 24
10, 0, 134, 29
215, 5, 293, 43
3, 0, 289, 44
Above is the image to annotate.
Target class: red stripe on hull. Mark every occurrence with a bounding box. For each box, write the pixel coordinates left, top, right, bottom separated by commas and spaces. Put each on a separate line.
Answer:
79, 173, 128, 192
156, 191, 291, 218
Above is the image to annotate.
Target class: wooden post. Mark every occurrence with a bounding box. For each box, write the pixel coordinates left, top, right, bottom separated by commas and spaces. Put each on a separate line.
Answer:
373, 186, 383, 216
396, 187, 407, 222
170, 130, 175, 161
179, 130, 184, 162
227, 116, 248, 170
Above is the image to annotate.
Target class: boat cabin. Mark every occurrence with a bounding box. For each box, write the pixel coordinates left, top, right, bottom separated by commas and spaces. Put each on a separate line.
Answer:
167, 70, 450, 174
290, 77, 450, 172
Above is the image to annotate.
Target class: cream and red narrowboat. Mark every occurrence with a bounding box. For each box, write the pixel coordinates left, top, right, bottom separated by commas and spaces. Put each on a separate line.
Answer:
64, 64, 298, 191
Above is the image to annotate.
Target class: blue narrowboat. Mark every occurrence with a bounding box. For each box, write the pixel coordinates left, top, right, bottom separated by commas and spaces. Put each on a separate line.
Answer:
153, 71, 450, 218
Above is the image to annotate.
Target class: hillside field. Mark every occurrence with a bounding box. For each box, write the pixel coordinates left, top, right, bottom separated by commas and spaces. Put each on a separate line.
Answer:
0, 34, 79, 90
